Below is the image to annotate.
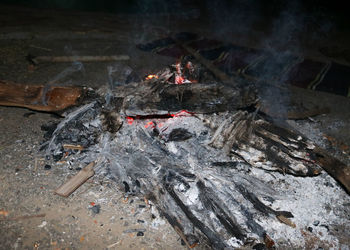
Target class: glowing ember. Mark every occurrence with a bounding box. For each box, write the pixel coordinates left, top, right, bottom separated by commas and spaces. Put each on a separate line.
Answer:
171, 110, 195, 117
175, 75, 185, 84
126, 117, 134, 125
145, 74, 158, 80
144, 121, 156, 129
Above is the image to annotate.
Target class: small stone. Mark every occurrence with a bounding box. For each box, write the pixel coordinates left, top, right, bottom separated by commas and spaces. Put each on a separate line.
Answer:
137, 219, 145, 224
137, 232, 144, 236
44, 164, 51, 170
75, 167, 82, 171
307, 227, 313, 232
313, 220, 320, 226
138, 205, 146, 208
90, 205, 101, 214
253, 243, 266, 250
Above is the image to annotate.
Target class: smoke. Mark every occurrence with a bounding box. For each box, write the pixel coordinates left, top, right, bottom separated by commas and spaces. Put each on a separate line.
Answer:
250, 1, 327, 122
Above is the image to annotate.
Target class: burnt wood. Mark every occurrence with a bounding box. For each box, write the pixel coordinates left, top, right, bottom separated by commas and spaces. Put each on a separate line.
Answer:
118, 81, 257, 116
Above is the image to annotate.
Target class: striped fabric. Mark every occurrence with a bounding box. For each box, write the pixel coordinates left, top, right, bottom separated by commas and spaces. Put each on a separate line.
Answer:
137, 32, 350, 97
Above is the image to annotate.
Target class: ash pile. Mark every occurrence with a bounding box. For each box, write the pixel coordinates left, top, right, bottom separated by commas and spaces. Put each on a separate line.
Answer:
41, 59, 350, 249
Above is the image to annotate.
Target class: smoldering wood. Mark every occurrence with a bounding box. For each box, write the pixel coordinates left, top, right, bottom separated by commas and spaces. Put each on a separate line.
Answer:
114, 81, 257, 116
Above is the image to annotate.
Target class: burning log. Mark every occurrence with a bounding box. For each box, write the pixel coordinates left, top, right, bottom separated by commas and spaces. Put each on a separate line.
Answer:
116, 81, 257, 116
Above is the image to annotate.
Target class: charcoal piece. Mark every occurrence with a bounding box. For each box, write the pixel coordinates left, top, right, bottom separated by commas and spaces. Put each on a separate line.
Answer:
41, 122, 59, 140
164, 183, 228, 249
253, 243, 266, 250
197, 181, 246, 240
44, 164, 51, 170
123, 181, 130, 193
167, 128, 193, 141
90, 205, 101, 214
135, 179, 141, 188
212, 162, 240, 168
236, 184, 293, 218
53, 152, 63, 161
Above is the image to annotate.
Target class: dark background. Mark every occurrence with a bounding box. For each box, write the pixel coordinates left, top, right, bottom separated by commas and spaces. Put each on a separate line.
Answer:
1, 0, 348, 28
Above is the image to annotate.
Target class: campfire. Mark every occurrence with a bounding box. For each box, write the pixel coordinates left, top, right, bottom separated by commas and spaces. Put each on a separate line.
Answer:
32, 57, 349, 249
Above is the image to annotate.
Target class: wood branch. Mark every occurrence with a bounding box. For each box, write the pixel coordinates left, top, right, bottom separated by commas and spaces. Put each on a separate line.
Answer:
55, 162, 95, 197
0, 80, 88, 112
28, 55, 130, 64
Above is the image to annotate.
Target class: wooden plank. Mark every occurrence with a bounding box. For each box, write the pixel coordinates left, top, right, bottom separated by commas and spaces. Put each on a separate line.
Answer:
55, 162, 95, 197
0, 80, 85, 112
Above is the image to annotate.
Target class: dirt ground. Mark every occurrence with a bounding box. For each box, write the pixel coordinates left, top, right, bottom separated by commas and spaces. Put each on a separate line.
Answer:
0, 4, 349, 249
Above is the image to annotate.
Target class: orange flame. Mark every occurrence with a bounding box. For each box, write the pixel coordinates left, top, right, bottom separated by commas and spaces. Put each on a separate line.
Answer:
145, 74, 159, 80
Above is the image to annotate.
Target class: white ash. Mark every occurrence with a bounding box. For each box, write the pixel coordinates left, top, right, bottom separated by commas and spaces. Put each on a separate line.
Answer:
45, 104, 350, 249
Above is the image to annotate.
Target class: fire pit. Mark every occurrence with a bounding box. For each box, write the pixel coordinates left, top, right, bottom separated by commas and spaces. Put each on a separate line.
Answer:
40, 58, 350, 249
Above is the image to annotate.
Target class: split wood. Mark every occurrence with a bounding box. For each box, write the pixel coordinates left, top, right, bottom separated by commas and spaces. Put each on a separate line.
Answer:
55, 161, 95, 197
63, 144, 84, 151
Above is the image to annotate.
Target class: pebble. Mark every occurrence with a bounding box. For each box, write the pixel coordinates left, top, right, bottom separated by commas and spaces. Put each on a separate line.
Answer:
313, 220, 320, 226
137, 232, 144, 237
44, 164, 51, 170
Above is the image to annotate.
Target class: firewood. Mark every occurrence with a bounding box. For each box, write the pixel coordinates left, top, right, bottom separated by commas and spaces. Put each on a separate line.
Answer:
55, 162, 95, 197
0, 80, 91, 112
27, 54, 130, 65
